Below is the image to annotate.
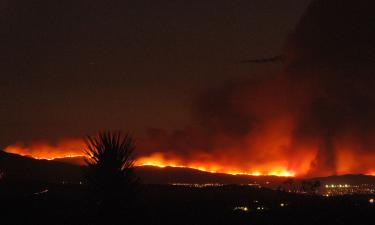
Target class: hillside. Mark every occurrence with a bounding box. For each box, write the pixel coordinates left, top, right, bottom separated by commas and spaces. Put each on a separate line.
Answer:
2, 151, 375, 186
0, 150, 84, 183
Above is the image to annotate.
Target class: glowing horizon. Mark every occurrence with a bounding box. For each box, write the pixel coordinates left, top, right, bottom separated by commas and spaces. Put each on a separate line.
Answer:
4, 145, 296, 177
5, 137, 375, 178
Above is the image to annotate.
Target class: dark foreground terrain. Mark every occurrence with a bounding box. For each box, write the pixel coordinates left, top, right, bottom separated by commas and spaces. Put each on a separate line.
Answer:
1, 181, 375, 225
1, 151, 375, 225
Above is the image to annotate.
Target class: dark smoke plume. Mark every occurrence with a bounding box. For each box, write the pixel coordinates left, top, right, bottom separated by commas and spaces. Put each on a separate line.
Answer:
139, 0, 375, 177
283, 0, 375, 175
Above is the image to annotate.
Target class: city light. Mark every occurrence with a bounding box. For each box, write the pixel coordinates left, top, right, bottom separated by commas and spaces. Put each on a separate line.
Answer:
233, 206, 249, 212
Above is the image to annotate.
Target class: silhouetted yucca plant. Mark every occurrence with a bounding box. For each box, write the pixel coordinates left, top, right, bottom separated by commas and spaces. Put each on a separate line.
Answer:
84, 131, 138, 200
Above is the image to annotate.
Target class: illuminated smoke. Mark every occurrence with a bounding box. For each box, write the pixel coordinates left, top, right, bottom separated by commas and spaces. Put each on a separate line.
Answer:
4, 0, 375, 177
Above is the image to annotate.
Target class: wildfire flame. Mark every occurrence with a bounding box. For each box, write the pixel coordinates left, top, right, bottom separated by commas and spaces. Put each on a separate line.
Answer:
4, 139, 296, 177
136, 153, 295, 177
4, 137, 375, 178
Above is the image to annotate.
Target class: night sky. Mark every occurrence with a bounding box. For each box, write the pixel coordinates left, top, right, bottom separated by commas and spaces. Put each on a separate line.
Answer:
0, 0, 311, 147
5, 0, 375, 177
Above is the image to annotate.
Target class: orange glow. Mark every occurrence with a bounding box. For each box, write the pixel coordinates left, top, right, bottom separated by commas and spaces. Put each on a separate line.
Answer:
5, 140, 296, 177
136, 153, 295, 177
4, 139, 87, 160
4, 133, 375, 178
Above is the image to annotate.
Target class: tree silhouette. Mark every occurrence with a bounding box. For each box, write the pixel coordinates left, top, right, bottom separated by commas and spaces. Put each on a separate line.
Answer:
282, 178, 296, 192
310, 180, 321, 194
84, 131, 138, 205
